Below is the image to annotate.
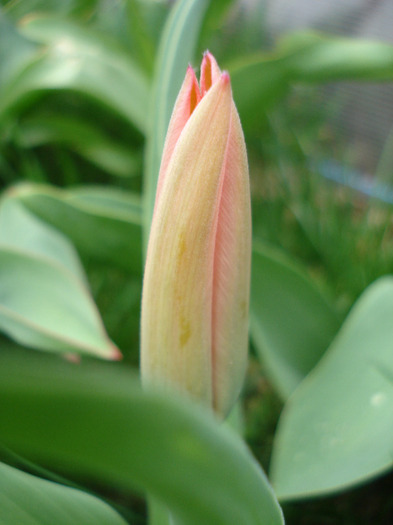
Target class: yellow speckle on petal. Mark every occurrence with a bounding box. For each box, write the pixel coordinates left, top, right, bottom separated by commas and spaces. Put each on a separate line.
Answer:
240, 300, 247, 320
180, 314, 191, 348
177, 231, 187, 262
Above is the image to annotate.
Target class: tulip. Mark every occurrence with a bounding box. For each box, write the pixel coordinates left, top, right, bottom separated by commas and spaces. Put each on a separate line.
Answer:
141, 52, 251, 417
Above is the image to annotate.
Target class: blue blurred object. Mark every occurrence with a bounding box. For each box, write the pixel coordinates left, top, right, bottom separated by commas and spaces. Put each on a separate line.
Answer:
317, 158, 393, 203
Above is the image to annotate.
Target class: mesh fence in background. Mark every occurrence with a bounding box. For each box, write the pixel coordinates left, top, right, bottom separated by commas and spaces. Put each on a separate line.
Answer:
266, 0, 393, 183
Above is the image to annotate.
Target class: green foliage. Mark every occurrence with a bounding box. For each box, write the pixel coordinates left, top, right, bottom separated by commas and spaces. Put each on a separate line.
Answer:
16, 113, 141, 178
3, 15, 149, 132
250, 241, 341, 399
271, 277, 393, 499
143, 0, 209, 249
0, 461, 128, 525
0, 197, 117, 358
1, 0, 393, 523
0, 348, 284, 525
230, 32, 393, 129
14, 183, 143, 273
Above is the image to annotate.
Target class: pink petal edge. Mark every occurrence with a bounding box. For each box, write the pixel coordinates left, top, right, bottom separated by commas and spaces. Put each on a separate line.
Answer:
200, 51, 222, 95
155, 67, 201, 206
211, 98, 251, 416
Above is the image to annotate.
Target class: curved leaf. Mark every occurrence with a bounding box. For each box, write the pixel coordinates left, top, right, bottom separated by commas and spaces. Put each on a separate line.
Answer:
271, 277, 393, 500
0, 16, 149, 132
250, 241, 340, 399
16, 114, 141, 178
0, 197, 85, 280
13, 183, 142, 273
0, 197, 119, 359
0, 12, 38, 86
0, 462, 127, 525
0, 248, 118, 359
282, 32, 393, 82
0, 349, 284, 525
230, 32, 393, 127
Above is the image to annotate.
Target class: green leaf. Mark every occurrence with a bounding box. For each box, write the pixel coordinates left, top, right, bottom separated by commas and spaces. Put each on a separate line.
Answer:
0, 461, 127, 525
143, 0, 209, 252
0, 15, 150, 132
0, 349, 284, 525
199, 0, 233, 49
282, 32, 393, 82
13, 183, 143, 273
0, 197, 84, 280
16, 114, 141, 178
230, 32, 393, 127
250, 241, 340, 399
0, 12, 38, 87
0, 197, 118, 359
125, 0, 156, 75
270, 277, 393, 500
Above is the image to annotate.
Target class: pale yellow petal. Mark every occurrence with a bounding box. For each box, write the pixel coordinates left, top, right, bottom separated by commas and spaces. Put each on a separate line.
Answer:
211, 102, 251, 416
141, 74, 232, 407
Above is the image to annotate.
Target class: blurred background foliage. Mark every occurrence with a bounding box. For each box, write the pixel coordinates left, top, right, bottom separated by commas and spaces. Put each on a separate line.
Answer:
1, 0, 393, 523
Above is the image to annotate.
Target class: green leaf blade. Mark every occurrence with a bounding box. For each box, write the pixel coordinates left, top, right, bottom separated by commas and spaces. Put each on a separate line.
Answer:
0, 349, 284, 525
230, 33, 393, 126
1, 16, 150, 132
250, 242, 340, 399
13, 183, 143, 273
0, 462, 128, 525
0, 196, 119, 359
0, 248, 118, 359
16, 114, 140, 178
0, 198, 85, 280
271, 277, 393, 500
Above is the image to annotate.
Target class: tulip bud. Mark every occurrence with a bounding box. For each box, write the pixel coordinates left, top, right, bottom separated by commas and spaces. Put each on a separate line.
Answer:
141, 52, 251, 417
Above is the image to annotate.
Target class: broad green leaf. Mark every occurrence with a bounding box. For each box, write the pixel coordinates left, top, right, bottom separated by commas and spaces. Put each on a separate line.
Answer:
250, 241, 340, 399
0, 16, 149, 132
0, 349, 284, 525
0, 462, 127, 525
0, 197, 85, 280
16, 114, 141, 177
0, 197, 119, 359
230, 32, 393, 127
144, 0, 209, 252
270, 277, 393, 500
0, 249, 119, 359
13, 183, 143, 273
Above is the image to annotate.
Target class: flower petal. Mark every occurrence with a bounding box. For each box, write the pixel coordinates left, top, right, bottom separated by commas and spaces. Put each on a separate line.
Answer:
200, 51, 222, 95
211, 102, 252, 416
155, 66, 201, 206
141, 74, 232, 407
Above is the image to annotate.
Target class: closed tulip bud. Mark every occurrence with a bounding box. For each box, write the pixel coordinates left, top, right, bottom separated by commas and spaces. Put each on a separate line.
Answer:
141, 52, 251, 417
